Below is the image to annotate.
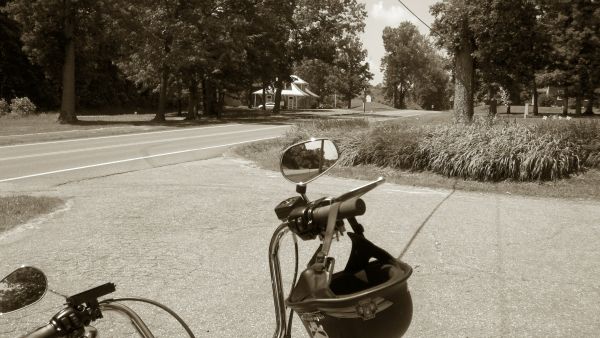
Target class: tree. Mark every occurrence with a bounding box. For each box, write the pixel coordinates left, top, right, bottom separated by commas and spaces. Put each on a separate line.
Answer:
412, 52, 451, 110
431, 0, 547, 120
268, 0, 368, 113
330, 37, 373, 109
294, 59, 336, 106
3, 0, 113, 123
470, 0, 540, 116
381, 22, 431, 109
431, 0, 475, 122
0, 0, 54, 106
538, 0, 600, 115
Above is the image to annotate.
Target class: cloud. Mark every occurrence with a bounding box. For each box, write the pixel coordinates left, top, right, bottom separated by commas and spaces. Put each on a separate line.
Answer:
371, 0, 417, 26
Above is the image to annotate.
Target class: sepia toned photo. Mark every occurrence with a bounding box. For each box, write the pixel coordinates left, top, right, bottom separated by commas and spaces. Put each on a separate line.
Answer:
1, 0, 598, 337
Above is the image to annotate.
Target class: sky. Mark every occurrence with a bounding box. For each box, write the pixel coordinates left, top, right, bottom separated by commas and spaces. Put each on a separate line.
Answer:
358, 0, 439, 85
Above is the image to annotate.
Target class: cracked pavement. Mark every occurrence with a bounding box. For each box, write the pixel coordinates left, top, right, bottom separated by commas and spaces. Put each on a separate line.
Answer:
1, 155, 599, 337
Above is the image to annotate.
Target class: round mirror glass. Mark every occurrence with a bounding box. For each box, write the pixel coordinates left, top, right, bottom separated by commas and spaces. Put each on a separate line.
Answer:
280, 139, 339, 183
0, 266, 47, 314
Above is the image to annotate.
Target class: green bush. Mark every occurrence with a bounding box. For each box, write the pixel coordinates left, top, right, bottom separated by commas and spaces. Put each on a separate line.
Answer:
0, 98, 9, 116
9, 97, 37, 116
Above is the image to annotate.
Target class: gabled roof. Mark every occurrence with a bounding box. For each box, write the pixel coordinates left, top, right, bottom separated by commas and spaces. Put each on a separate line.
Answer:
290, 75, 308, 85
252, 83, 309, 97
252, 75, 318, 97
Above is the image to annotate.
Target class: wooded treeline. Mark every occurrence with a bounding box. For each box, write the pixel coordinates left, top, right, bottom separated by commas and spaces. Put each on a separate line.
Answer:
430, 0, 599, 121
0, 0, 372, 123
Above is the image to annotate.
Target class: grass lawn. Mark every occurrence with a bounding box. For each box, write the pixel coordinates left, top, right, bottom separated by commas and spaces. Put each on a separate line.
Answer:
0, 196, 64, 234
0, 108, 349, 146
0, 110, 280, 146
232, 112, 600, 201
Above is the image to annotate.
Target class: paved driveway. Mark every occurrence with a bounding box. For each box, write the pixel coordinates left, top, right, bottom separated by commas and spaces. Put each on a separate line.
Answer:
1, 156, 599, 337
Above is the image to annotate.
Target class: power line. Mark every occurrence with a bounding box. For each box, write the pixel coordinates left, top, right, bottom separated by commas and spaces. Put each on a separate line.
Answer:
396, 0, 432, 31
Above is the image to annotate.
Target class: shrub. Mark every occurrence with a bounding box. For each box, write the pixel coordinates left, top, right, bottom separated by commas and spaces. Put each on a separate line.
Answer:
9, 97, 37, 116
283, 117, 595, 182
538, 93, 556, 107
416, 121, 581, 181
0, 98, 9, 116
338, 124, 423, 170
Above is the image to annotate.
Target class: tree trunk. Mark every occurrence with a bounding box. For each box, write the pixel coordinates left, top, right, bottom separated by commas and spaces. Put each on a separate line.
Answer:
186, 78, 198, 120
575, 95, 582, 114
453, 36, 474, 122
488, 87, 497, 116
562, 87, 568, 116
247, 83, 253, 109
506, 104, 511, 114
177, 81, 183, 117
154, 67, 168, 122
203, 79, 217, 116
217, 89, 224, 119
398, 90, 406, 109
261, 86, 266, 110
347, 96, 352, 109
584, 96, 594, 115
532, 79, 539, 116
58, 6, 77, 124
273, 80, 283, 113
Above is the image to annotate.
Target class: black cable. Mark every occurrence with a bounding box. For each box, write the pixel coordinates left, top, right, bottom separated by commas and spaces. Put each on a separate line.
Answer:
396, 0, 432, 31
100, 297, 196, 338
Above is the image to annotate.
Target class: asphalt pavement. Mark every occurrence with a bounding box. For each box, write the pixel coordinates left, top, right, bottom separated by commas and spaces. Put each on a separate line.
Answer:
1, 154, 599, 337
0, 123, 288, 185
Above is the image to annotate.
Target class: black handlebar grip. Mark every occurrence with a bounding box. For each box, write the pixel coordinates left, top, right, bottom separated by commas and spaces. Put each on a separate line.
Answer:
312, 198, 366, 226
21, 324, 58, 338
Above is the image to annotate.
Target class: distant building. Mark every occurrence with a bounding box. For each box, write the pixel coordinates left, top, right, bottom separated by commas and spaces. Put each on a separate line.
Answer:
252, 75, 319, 109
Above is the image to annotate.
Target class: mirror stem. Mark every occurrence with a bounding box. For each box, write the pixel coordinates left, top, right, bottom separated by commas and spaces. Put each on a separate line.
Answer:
296, 184, 309, 202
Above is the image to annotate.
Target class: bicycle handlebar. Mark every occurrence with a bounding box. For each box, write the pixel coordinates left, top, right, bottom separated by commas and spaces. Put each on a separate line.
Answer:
311, 198, 366, 226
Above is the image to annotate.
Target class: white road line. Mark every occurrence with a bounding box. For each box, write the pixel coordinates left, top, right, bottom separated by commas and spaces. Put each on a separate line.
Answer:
0, 126, 133, 138
0, 136, 278, 183
384, 188, 448, 195
0, 124, 239, 149
0, 125, 286, 161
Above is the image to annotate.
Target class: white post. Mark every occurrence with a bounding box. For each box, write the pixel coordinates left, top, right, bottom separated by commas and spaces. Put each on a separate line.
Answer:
524, 103, 529, 118
334, 94, 337, 108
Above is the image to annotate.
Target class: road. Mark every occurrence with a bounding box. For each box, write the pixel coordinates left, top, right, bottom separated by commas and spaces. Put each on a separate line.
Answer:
0, 123, 288, 185
1, 155, 599, 337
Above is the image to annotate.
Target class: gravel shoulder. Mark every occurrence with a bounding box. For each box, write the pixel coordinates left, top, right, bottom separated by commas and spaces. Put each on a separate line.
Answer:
1, 156, 598, 337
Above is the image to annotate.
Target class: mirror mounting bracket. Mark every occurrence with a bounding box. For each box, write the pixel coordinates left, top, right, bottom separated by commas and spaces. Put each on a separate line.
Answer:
296, 183, 308, 202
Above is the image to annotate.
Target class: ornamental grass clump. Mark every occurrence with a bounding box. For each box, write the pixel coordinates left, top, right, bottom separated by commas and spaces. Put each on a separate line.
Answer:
417, 121, 582, 181
287, 118, 370, 144
338, 124, 423, 170
534, 119, 600, 170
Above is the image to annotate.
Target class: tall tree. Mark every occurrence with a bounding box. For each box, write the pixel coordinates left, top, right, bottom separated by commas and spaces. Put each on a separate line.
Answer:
432, 0, 553, 120
0, 0, 53, 106
3, 0, 111, 123
538, 0, 599, 115
381, 22, 430, 109
469, 0, 539, 116
331, 37, 373, 109
431, 0, 475, 122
